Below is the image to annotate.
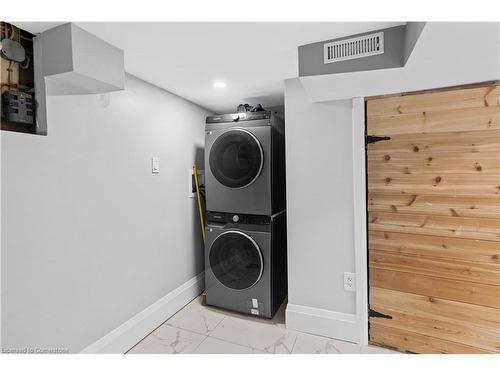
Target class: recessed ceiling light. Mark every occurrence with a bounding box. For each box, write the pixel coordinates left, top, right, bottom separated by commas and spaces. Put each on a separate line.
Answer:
213, 81, 227, 89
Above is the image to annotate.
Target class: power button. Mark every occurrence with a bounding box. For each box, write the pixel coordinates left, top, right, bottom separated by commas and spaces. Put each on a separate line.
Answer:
232, 215, 240, 222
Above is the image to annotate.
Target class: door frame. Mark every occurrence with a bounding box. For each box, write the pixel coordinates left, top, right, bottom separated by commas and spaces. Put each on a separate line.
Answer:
352, 97, 369, 345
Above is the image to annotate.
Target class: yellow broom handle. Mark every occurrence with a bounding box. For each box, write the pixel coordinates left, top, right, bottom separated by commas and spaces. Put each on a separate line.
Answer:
193, 164, 205, 242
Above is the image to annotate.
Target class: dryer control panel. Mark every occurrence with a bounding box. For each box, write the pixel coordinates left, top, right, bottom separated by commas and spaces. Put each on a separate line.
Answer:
206, 111, 271, 124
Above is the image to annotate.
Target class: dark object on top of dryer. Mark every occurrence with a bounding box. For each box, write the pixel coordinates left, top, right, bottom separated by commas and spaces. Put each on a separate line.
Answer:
236, 103, 266, 113
237, 103, 252, 113
250, 104, 265, 112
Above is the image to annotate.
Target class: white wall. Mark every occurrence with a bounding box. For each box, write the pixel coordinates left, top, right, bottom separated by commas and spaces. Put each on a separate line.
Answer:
1, 74, 211, 353
284, 22, 500, 343
285, 80, 355, 314
284, 79, 363, 342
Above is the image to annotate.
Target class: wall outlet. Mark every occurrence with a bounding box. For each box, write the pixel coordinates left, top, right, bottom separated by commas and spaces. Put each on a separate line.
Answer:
344, 272, 356, 292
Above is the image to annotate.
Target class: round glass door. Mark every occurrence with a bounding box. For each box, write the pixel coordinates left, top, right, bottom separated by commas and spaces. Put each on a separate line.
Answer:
209, 129, 263, 189
209, 231, 263, 290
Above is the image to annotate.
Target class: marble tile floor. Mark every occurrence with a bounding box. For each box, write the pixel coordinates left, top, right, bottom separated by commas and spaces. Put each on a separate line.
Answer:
127, 296, 400, 354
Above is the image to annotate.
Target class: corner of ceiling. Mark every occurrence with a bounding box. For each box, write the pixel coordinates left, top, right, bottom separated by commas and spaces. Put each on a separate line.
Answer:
402, 22, 427, 65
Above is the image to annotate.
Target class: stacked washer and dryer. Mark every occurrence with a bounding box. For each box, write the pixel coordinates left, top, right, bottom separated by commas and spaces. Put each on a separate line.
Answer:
204, 108, 287, 318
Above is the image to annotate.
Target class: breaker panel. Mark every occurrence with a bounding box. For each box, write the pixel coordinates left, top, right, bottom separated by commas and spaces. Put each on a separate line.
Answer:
1, 22, 36, 134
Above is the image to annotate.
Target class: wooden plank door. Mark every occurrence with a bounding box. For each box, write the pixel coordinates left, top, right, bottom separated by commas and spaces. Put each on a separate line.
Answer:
366, 83, 500, 354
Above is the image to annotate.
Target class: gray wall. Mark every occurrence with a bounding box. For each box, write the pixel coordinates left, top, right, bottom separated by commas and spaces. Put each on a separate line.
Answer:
403, 22, 426, 62
1, 74, 211, 352
284, 79, 355, 314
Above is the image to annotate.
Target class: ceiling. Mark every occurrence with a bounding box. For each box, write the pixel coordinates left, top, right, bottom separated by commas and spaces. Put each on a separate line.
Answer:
15, 22, 403, 113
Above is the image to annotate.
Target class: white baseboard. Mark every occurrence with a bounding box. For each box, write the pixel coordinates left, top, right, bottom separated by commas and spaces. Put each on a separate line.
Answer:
80, 272, 205, 354
285, 303, 361, 344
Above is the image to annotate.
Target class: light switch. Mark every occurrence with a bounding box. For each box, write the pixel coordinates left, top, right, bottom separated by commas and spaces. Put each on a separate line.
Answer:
152, 157, 160, 174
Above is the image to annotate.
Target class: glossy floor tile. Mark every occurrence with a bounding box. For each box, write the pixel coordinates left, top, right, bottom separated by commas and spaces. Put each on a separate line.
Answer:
127, 295, 400, 354
209, 314, 297, 353
193, 337, 256, 354
292, 332, 362, 354
128, 324, 205, 354
166, 297, 226, 335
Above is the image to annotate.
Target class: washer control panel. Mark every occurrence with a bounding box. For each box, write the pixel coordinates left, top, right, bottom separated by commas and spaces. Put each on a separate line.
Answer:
206, 211, 270, 225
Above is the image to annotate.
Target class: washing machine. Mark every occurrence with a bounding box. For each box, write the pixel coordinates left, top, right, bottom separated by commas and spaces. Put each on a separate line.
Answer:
205, 111, 285, 216
204, 210, 287, 318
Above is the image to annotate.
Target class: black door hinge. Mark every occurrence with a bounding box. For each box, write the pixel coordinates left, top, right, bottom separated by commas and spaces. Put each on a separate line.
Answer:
368, 308, 393, 319
366, 135, 391, 145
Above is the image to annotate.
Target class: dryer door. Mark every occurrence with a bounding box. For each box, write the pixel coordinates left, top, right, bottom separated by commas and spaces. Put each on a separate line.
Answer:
209, 128, 264, 189
209, 231, 264, 290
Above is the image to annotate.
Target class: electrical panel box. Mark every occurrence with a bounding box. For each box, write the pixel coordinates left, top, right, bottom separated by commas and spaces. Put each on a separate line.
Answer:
1, 22, 37, 134
2, 90, 34, 124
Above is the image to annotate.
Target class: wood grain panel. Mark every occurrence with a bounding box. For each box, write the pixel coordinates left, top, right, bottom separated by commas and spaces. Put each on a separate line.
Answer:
371, 307, 500, 352
367, 85, 500, 119
368, 193, 500, 219
370, 287, 500, 329
370, 268, 500, 309
369, 322, 491, 353
367, 130, 500, 155
367, 106, 500, 135
369, 231, 500, 264
369, 211, 500, 241
368, 159, 500, 179
369, 250, 500, 285
367, 130, 500, 176
368, 172, 500, 196
367, 83, 500, 353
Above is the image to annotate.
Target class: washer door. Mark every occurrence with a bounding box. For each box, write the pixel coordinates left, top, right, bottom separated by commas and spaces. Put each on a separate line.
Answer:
209, 231, 264, 290
209, 128, 264, 189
